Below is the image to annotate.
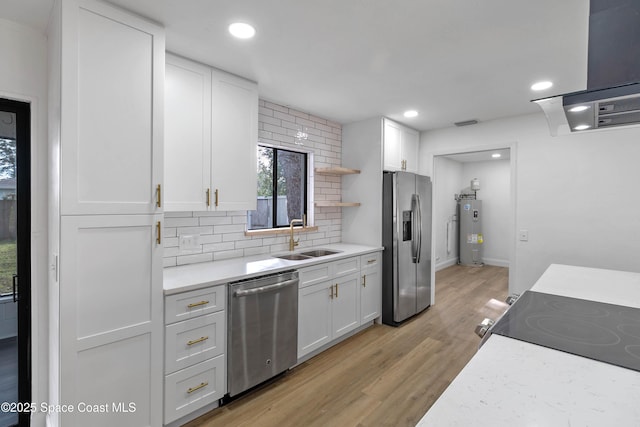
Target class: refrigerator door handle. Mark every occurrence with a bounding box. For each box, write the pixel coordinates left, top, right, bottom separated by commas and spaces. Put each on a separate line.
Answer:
411, 194, 418, 263
415, 194, 422, 263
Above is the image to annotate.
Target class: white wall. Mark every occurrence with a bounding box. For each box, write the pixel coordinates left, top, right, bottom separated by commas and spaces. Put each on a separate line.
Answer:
421, 112, 640, 294
462, 159, 510, 266
0, 18, 49, 427
433, 157, 462, 269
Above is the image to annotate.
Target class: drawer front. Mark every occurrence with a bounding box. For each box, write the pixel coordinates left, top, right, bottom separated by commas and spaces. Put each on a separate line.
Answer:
164, 355, 226, 424
360, 252, 381, 271
165, 285, 226, 324
334, 256, 360, 278
165, 310, 225, 374
299, 263, 332, 288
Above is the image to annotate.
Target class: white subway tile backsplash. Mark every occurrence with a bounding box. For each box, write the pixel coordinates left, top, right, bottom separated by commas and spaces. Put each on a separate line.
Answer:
163, 99, 343, 268
177, 253, 213, 265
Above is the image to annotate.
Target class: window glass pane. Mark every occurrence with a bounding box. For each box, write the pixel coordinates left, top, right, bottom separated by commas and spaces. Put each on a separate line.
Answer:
0, 115, 17, 295
248, 146, 274, 230
276, 149, 305, 227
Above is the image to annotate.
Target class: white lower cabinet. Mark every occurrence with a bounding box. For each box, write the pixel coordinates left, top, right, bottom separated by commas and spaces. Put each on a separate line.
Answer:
298, 252, 381, 359
164, 285, 227, 425
360, 252, 382, 323
331, 273, 361, 337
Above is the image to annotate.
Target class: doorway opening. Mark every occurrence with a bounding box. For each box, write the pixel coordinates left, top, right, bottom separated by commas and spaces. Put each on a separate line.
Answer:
431, 146, 515, 306
0, 98, 31, 427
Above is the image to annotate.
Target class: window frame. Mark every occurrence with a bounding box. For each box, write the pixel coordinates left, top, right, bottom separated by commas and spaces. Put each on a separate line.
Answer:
249, 144, 310, 230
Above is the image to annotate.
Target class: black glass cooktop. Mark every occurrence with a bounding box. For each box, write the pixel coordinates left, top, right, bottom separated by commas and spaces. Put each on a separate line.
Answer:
490, 291, 640, 372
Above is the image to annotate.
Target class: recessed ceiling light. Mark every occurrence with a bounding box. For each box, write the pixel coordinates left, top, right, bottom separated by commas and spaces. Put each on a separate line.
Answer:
403, 110, 418, 118
531, 81, 553, 91
569, 105, 590, 113
492, 153, 501, 158
229, 22, 256, 39
574, 124, 591, 131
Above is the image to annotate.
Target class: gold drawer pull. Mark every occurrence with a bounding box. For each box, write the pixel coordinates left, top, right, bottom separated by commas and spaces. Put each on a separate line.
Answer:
362, 274, 367, 287
367, 259, 376, 264
187, 382, 208, 394
156, 221, 161, 244
187, 336, 209, 346
187, 300, 209, 309
215, 189, 219, 207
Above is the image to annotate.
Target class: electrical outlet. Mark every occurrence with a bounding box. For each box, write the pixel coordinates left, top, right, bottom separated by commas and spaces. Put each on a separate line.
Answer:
519, 229, 529, 242
179, 234, 200, 250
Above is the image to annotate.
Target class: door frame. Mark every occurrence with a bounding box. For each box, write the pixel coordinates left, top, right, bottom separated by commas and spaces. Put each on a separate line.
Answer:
0, 97, 32, 426
426, 141, 518, 303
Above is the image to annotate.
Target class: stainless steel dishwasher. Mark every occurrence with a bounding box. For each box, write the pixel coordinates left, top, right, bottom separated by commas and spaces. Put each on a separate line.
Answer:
227, 270, 298, 397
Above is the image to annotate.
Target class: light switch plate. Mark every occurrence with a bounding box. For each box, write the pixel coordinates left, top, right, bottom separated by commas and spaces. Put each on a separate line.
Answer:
519, 229, 529, 241
179, 234, 201, 250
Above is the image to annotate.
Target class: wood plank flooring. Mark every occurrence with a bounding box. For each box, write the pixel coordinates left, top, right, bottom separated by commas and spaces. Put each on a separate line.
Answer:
186, 265, 508, 427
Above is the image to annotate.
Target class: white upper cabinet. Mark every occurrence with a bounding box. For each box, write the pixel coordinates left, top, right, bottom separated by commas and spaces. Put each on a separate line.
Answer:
165, 54, 211, 211
60, 0, 164, 215
383, 118, 419, 173
210, 69, 258, 211
165, 55, 258, 211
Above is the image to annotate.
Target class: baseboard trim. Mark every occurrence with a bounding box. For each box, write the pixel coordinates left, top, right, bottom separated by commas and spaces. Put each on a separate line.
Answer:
481, 258, 510, 268
436, 258, 459, 271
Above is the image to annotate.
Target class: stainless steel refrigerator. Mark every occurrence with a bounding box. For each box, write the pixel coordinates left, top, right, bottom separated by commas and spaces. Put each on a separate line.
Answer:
382, 171, 432, 326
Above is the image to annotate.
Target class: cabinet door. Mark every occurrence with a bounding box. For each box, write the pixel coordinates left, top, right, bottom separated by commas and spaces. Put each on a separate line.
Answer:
211, 69, 258, 211
383, 118, 402, 171
59, 214, 163, 427
61, 0, 164, 215
298, 281, 332, 358
165, 54, 211, 211
402, 127, 419, 173
331, 273, 361, 338
361, 265, 382, 323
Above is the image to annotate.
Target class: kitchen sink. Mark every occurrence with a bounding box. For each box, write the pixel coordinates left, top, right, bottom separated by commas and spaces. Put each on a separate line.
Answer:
273, 249, 342, 261
273, 254, 313, 261
300, 249, 342, 257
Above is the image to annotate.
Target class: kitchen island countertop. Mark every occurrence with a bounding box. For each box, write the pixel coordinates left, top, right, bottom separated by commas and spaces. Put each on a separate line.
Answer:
417, 264, 640, 426
163, 242, 383, 295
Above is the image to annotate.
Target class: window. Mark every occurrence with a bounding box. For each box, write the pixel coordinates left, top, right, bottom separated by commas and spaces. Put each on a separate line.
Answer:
248, 145, 307, 230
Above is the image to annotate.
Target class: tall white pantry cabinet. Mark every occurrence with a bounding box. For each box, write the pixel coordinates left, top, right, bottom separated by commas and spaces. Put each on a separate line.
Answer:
49, 1, 164, 426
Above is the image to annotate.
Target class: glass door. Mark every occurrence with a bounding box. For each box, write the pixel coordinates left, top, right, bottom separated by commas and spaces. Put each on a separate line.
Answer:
0, 98, 30, 427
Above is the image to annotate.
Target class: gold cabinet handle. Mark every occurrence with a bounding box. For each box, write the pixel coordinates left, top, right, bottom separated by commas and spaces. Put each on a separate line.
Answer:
215, 189, 219, 207
187, 336, 209, 346
206, 188, 211, 207
156, 221, 161, 244
367, 259, 376, 264
187, 382, 208, 394
187, 300, 209, 309
156, 184, 161, 208
362, 274, 367, 287
335, 283, 338, 298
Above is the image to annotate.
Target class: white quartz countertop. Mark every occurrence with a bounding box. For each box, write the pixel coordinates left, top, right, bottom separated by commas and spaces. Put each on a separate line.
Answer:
417, 264, 640, 427
163, 242, 383, 295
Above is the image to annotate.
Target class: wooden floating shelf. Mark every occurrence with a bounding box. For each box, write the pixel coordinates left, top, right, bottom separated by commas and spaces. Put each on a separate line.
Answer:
314, 201, 361, 207
314, 167, 361, 175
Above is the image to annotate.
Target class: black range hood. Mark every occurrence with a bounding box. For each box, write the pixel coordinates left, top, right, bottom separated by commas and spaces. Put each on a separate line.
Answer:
534, 0, 640, 135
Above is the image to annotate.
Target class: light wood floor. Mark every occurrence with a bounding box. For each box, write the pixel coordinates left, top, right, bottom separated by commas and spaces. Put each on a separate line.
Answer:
186, 264, 508, 427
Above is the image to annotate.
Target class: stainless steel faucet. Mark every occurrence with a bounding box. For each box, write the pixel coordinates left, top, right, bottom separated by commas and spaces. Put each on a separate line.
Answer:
289, 216, 305, 251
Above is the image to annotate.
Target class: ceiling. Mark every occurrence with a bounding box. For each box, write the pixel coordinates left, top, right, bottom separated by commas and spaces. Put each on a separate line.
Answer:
2, 0, 590, 131
442, 148, 511, 163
